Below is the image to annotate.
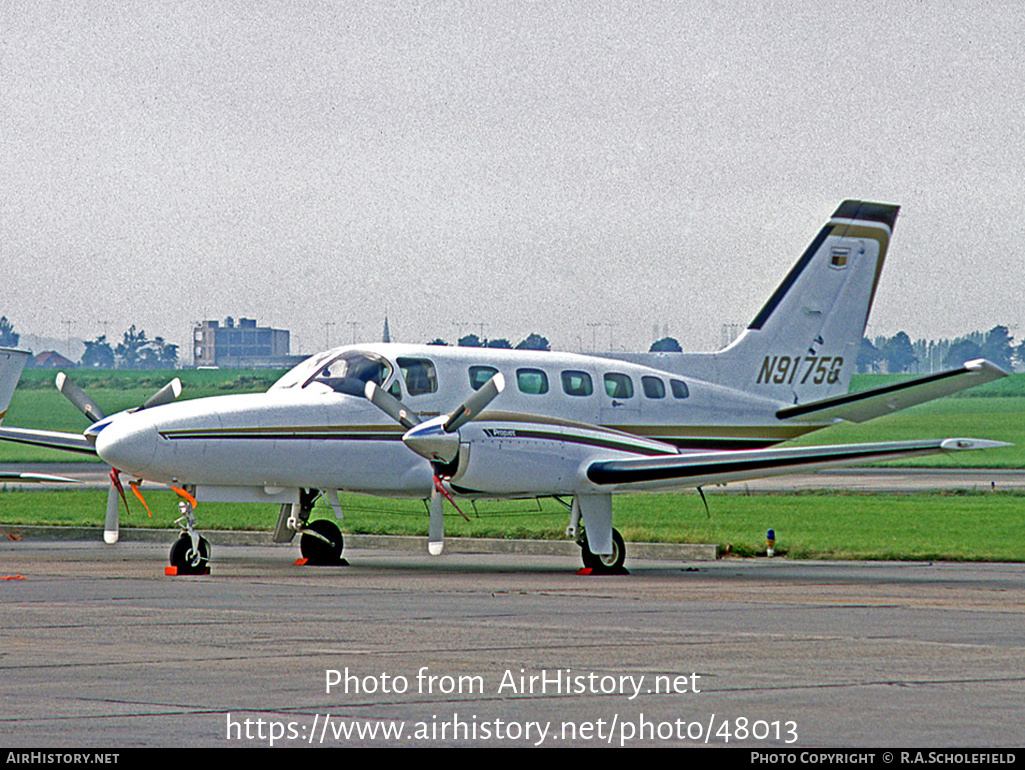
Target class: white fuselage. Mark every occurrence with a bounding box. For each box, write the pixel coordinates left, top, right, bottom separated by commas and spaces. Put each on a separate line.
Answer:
90, 343, 811, 502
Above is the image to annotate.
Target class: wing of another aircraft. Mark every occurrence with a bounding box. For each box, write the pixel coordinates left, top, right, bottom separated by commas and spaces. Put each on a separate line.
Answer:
0, 470, 80, 483
776, 359, 1007, 424
583, 437, 1010, 492
0, 427, 98, 455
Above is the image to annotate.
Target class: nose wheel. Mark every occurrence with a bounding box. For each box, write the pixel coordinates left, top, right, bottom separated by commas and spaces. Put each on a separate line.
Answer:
168, 495, 210, 575
169, 533, 211, 575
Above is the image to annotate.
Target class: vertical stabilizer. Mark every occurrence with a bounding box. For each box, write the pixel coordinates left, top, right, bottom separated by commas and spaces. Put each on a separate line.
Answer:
714, 200, 899, 404
0, 348, 31, 424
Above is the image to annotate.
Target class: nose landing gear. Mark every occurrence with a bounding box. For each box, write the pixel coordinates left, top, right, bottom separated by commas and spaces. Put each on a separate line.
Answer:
168, 499, 210, 575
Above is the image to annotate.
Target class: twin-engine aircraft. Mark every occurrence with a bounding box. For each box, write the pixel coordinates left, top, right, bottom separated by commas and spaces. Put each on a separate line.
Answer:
0, 201, 1009, 572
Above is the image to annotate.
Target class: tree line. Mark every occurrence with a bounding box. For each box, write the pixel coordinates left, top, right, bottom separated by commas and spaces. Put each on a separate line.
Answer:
427, 332, 551, 351
0, 317, 179, 369
858, 326, 1020, 374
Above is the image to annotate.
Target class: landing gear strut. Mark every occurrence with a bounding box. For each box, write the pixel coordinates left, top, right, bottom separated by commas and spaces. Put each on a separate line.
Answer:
169, 498, 210, 575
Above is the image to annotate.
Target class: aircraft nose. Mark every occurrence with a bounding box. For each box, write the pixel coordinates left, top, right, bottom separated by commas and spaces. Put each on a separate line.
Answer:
93, 413, 159, 475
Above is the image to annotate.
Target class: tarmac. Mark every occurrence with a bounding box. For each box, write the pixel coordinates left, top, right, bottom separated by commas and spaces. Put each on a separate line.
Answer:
2, 531, 1023, 748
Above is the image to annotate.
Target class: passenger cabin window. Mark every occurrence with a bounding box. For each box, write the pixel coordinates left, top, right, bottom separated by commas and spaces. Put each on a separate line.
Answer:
642, 376, 666, 399
302, 351, 393, 396
671, 379, 690, 399
604, 373, 634, 399
397, 357, 438, 396
561, 370, 593, 397
516, 368, 549, 395
469, 366, 499, 391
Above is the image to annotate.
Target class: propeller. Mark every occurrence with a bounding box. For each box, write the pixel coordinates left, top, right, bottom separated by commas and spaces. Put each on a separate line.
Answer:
365, 373, 505, 554
55, 372, 106, 423
55, 371, 184, 544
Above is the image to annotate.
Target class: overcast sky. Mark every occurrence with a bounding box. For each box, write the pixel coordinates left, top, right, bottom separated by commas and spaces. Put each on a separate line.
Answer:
2, 1, 1024, 359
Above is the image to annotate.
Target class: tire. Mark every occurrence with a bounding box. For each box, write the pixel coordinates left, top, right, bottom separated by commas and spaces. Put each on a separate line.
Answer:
580, 528, 626, 573
300, 519, 344, 565
169, 534, 210, 575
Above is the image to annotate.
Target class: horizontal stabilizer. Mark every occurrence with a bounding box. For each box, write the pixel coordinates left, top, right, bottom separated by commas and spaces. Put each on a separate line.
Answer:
0, 427, 97, 456
585, 438, 1010, 491
776, 360, 1008, 424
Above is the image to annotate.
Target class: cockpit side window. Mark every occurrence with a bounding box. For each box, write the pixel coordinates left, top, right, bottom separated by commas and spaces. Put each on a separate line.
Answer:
303, 351, 393, 397
397, 357, 438, 396
469, 366, 499, 391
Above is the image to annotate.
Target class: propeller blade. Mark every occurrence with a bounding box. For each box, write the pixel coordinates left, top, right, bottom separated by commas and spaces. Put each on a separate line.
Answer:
443, 373, 505, 433
364, 381, 421, 430
427, 482, 444, 556
104, 482, 120, 544
141, 378, 182, 410
55, 372, 106, 423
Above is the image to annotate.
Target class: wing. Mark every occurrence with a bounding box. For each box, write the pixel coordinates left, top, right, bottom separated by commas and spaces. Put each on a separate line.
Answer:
776, 359, 1007, 424
584, 438, 1010, 492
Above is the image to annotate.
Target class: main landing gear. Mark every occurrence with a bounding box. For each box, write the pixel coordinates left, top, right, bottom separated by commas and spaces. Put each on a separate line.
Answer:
300, 519, 344, 565
562, 494, 628, 575
273, 488, 346, 566
579, 528, 627, 574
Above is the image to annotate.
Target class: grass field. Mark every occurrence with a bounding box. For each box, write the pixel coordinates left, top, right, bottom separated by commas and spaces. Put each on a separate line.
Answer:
0, 368, 1021, 563
1, 487, 1022, 562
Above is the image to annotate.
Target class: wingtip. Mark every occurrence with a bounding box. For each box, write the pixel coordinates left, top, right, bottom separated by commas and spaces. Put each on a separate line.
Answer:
939, 438, 1013, 451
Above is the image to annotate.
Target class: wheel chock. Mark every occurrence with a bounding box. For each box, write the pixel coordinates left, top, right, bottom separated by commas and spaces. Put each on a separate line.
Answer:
294, 558, 308, 566
576, 566, 629, 576
164, 566, 210, 576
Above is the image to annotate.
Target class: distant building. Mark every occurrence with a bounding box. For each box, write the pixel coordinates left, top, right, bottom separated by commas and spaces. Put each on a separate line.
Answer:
193, 317, 300, 368
30, 350, 75, 368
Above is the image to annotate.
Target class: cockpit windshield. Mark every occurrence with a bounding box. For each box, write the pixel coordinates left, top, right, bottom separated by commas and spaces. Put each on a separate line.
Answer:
271, 351, 394, 396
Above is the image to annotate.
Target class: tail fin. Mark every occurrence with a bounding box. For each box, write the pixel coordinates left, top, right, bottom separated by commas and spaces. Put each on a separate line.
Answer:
711, 200, 899, 404
0, 348, 30, 425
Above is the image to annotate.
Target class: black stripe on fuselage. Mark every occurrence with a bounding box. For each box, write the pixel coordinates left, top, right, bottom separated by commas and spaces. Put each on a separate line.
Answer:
158, 427, 783, 454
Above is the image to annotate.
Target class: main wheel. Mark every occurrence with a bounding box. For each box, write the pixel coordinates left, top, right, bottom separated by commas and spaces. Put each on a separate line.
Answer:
169, 534, 210, 575
300, 519, 344, 565
580, 528, 626, 573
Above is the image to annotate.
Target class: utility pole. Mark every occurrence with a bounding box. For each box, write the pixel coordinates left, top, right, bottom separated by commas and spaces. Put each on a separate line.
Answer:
62, 319, 72, 359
